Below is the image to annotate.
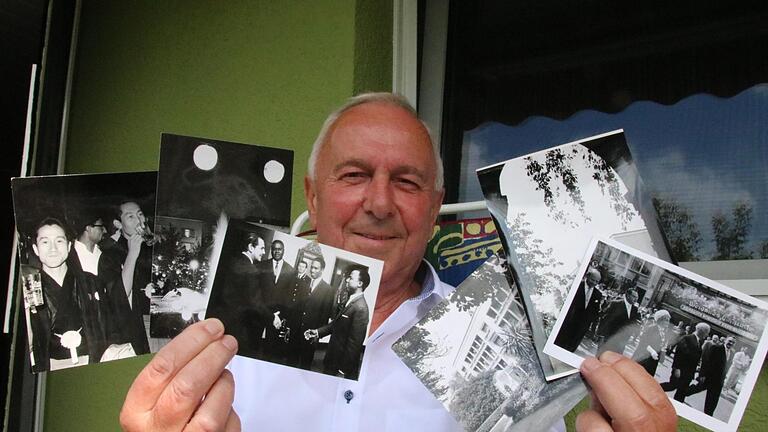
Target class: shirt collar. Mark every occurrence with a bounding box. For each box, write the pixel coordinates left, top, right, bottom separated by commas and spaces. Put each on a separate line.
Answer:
408, 259, 452, 302
346, 291, 365, 306
74, 240, 101, 255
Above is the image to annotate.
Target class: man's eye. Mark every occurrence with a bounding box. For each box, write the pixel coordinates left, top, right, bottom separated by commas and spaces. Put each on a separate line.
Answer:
340, 172, 368, 181
395, 178, 421, 190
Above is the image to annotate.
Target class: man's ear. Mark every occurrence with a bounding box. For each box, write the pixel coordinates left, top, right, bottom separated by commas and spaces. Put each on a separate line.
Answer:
113, 219, 122, 230
32, 244, 39, 257
304, 176, 318, 229
430, 188, 445, 222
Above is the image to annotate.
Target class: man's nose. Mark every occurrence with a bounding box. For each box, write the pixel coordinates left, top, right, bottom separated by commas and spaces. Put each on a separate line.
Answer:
363, 174, 395, 219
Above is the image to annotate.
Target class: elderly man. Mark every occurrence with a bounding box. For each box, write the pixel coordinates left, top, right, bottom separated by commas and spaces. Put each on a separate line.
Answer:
690, 336, 736, 415
120, 93, 676, 431
661, 322, 710, 403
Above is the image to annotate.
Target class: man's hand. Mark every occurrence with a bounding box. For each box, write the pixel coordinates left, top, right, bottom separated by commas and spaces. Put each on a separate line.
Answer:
304, 329, 318, 343
577, 351, 677, 432
120, 319, 240, 431
272, 312, 282, 330
126, 232, 144, 257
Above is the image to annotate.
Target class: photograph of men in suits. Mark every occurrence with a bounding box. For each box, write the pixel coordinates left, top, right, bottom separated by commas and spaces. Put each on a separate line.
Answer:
661, 322, 710, 403
306, 267, 370, 380
688, 336, 736, 416
554, 268, 603, 352
597, 287, 640, 355
296, 257, 335, 369
206, 232, 266, 357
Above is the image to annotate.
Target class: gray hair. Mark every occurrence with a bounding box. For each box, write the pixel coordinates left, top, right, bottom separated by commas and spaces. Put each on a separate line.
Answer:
307, 92, 444, 190
695, 322, 711, 335
653, 309, 671, 321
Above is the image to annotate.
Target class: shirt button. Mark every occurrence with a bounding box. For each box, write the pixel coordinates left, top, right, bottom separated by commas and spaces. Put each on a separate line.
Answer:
343, 390, 354, 404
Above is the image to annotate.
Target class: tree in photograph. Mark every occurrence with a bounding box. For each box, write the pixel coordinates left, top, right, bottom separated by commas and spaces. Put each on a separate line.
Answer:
392, 326, 448, 400
505, 213, 573, 331
449, 370, 506, 431
447, 255, 510, 315
500, 320, 536, 366
759, 240, 768, 259
712, 201, 753, 260
523, 146, 634, 228
652, 196, 702, 261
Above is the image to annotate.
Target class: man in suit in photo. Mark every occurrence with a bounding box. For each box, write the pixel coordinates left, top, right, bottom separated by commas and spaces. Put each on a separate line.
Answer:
661, 322, 710, 402
306, 267, 370, 380
261, 240, 296, 361
283, 260, 312, 366
295, 257, 335, 370
554, 268, 603, 352
206, 232, 266, 357
597, 287, 640, 356
69, 212, 148, 354
689, 336, 735, 416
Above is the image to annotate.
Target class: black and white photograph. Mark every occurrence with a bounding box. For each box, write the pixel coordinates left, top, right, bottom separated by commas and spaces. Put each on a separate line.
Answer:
205, 219, 382, 381
393, 254, 587, 432
149, 134, 293, 347
11, 172, 157, 372
545, 237, 768, 432
476, 130, 673, 380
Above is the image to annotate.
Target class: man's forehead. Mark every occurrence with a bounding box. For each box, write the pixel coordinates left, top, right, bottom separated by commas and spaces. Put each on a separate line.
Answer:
324, 104, 435, 167
121, 202, 142, 213
37, 224, 66, 239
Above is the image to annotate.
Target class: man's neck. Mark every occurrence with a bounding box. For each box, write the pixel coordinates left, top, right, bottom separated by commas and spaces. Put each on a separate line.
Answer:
370, 266, 423, 334
43, 263, 68, 286
78, 236, 95, 252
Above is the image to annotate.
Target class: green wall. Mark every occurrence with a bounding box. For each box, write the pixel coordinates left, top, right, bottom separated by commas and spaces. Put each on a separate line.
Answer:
52, 1, 391, 430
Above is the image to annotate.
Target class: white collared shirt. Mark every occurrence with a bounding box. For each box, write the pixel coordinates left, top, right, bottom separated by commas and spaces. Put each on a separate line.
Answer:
310, 277, 322, 293
229, 260, 565, 432
74, 240, 102, 276
584, 284, 594, 309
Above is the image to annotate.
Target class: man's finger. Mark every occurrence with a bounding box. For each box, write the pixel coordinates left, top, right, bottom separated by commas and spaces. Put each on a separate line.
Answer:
152, 334, 238, 429
184, 370, 236, 432
576, 409, 613, 432
123, 319, 226, 413
588, 390, 608, 418
599, 351, 677, 428
580, 356, 657, 430
224, 409, 241, 432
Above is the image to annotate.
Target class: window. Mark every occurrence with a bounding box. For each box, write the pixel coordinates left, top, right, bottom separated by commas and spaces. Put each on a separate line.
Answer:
420, 1, 768, 300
